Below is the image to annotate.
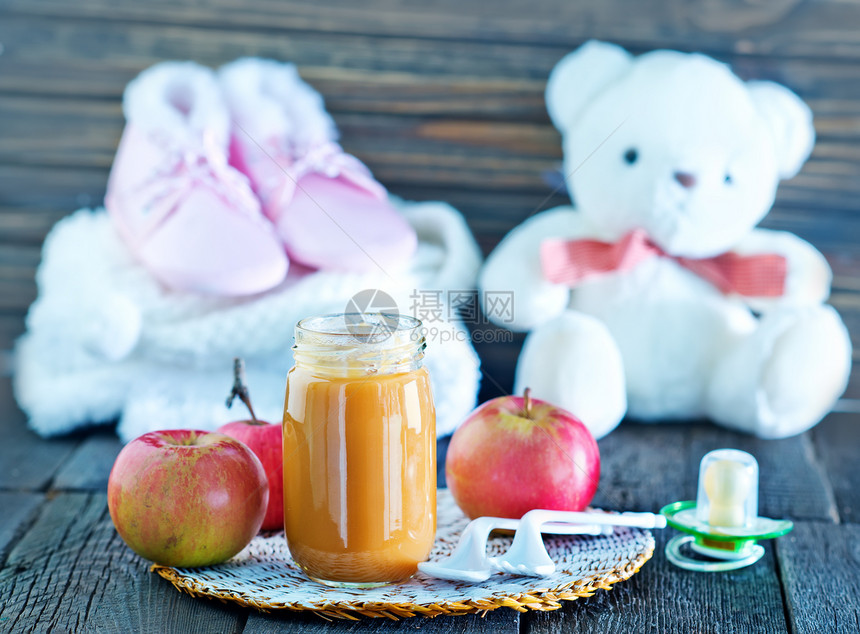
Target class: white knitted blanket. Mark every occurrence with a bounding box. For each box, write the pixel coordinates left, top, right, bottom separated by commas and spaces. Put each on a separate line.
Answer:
14, 199, 483, 441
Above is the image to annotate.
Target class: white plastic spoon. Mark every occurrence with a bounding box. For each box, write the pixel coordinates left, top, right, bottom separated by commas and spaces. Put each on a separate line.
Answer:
417, 515, 608, 583
491, 509, 667, 577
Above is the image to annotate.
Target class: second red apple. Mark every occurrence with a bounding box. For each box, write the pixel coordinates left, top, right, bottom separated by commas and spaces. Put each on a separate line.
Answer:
446, 389, 600, 519
217, 419, 283, 530
218, 358, 284, 531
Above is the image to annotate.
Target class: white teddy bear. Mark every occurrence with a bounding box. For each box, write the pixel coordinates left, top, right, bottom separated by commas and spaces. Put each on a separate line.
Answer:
480, 41, 852, 439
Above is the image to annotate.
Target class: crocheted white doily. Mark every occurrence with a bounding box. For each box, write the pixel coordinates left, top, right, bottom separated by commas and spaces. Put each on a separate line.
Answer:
153, 489, 654, 619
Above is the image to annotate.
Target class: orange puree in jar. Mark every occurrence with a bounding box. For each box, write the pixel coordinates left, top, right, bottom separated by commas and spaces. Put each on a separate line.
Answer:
283, 313, 436, 587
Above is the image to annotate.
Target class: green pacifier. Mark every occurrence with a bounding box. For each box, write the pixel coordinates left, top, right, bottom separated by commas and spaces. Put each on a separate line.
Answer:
661, 449, 793, 572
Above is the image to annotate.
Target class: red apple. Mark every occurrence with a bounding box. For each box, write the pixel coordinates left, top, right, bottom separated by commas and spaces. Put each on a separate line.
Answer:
445, 389, 600, 519
107, 429, 269, 567
217, 420, 283, 530
218, 358, 284, 531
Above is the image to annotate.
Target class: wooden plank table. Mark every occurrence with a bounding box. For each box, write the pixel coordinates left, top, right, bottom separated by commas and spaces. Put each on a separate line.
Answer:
1, 0, 859, 631
1, 376, 859, 633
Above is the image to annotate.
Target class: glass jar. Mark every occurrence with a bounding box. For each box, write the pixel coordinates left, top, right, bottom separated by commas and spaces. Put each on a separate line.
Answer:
283, 313, 436, 587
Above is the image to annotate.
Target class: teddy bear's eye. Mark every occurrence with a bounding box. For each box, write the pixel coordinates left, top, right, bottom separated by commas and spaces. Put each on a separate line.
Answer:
724, 173, 733, 185
623, 148, 638, 165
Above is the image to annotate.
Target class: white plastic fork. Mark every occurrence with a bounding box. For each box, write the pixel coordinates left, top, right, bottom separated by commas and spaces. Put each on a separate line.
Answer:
417, 516, 608, 583
490, 509, 667, 577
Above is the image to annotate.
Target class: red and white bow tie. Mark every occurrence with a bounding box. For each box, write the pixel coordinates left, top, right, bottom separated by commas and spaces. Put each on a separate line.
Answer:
541, 229, 787, 297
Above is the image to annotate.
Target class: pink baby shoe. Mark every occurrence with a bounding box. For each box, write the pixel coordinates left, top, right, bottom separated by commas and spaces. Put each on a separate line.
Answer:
218, 58, 417, 273
105, 61, 288, 295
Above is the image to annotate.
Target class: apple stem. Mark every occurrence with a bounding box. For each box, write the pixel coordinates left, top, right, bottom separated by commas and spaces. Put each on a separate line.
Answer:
523, 387, 533, 419
226, 358, 259, 423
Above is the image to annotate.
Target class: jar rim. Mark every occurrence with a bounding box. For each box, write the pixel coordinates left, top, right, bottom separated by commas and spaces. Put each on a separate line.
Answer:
296, 312, 422, 338
293, 313, 426, 375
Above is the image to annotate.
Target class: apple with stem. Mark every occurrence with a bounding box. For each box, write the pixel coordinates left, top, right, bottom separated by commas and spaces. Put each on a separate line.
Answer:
446, 388, 600, 519
108, 429, 268, 567
217, 358, 284, 531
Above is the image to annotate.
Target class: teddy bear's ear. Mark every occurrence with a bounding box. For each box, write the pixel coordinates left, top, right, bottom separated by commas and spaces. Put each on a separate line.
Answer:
546, 40, 633, 134
747, 81, 815, 179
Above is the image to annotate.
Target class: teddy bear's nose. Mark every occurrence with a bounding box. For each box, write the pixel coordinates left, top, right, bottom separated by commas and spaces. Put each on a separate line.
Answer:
673, 171, 697, 189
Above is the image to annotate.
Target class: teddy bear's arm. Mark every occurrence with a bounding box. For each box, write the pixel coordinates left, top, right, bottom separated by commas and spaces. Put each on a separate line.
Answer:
479, 207, 596, 331
733, 228, 832, 311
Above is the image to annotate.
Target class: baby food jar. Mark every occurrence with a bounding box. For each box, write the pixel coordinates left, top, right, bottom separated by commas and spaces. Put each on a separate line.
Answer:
283, 313, 436, 587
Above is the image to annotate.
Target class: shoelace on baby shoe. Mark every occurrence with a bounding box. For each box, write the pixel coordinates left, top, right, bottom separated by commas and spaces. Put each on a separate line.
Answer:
264, 141, 388, 212
123, 130, 264, 241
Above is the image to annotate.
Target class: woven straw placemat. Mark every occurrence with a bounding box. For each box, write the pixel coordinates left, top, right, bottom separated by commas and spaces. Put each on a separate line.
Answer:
153, 489, 654, 619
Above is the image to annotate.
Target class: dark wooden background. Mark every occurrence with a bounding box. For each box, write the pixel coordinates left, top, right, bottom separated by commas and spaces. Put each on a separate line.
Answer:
0, 0, 859, 396
1, 1, 859, 632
